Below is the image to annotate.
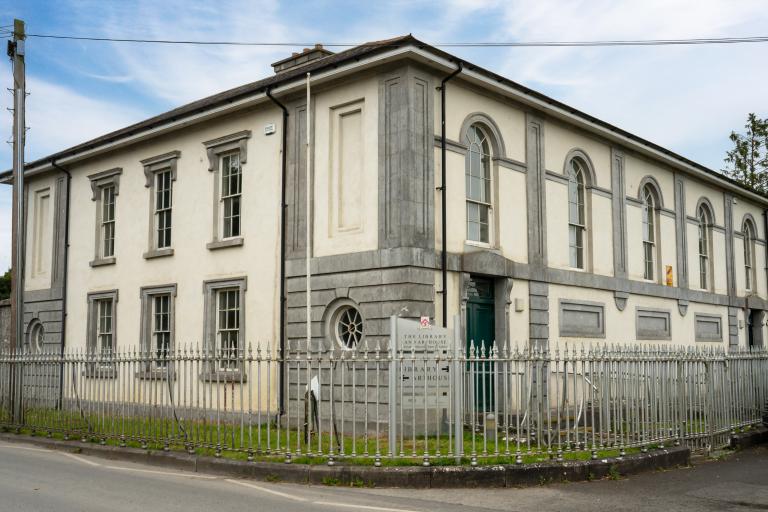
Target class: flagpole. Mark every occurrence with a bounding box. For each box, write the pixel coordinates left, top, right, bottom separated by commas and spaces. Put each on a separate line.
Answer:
305, 72, 312, 351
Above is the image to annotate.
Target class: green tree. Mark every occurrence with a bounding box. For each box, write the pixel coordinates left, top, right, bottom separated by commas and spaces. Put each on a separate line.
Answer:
0, 269, 9, 301
723, 113, 768, 193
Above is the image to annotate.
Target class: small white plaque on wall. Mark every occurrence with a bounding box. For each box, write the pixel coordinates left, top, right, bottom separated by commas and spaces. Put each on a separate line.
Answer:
514, 298, 525, 312
264, 123, 276, 135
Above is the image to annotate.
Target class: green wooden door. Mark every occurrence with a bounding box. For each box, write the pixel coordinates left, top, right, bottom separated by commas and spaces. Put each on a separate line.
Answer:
466, 278, 495, 411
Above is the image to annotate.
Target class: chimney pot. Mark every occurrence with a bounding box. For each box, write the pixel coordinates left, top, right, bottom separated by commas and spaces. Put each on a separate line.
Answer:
271, 44, 335, 74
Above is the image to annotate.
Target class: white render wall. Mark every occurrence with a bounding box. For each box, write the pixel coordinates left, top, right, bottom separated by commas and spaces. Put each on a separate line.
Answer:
64, 107, 283, 352
432, 78, 768, 349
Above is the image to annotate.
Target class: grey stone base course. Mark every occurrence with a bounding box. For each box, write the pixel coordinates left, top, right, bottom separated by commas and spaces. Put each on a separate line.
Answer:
730, 425, 768, 450
0, 432, 695, 488
285, 264, 435, 352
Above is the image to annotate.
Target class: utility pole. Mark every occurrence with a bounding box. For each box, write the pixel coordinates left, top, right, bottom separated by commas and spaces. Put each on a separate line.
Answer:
8, 18, 26, 423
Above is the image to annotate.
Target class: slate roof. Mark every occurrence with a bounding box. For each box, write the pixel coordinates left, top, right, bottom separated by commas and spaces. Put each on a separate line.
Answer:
4, 35, 414, 177
2, 34, 763, 201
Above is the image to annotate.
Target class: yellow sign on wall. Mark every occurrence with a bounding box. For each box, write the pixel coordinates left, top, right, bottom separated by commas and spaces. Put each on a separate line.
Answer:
666, 265, 673, 286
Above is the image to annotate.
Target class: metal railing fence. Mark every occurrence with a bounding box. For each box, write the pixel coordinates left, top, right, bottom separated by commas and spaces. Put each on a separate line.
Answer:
0, 342, 766, 465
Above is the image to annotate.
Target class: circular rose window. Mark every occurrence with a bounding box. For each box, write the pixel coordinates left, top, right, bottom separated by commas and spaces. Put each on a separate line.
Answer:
333, 305, 364, 349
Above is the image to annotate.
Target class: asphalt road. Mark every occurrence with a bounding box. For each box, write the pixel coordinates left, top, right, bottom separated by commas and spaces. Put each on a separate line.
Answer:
1, 440, 767, 512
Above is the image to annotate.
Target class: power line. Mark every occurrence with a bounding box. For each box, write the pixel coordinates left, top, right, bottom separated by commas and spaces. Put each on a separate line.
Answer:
16, 33, 768, 48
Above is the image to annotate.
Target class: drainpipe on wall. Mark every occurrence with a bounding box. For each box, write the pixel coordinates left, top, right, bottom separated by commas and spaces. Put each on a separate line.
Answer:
265, 88, 289, 415
51, 160, 70, 408
439, 62, 462, 328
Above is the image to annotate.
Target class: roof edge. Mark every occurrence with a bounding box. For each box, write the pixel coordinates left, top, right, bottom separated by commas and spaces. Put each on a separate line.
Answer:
3, 34, 766, 205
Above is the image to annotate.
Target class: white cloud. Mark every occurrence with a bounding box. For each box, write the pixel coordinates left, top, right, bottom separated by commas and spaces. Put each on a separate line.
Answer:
69, 0, 295, 105
485, 0, 768, 168
24, 77, 146, 160
80, 72, 134, 84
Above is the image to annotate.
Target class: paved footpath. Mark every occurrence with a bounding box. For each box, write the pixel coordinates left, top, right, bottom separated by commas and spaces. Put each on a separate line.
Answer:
1, 440, 766, 512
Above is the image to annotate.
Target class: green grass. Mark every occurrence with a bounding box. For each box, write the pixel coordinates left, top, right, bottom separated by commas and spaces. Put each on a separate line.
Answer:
0, 406, 730, 467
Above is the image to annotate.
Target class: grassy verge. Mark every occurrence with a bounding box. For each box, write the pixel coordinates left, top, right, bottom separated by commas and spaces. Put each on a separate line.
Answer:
0, 408, 673, 467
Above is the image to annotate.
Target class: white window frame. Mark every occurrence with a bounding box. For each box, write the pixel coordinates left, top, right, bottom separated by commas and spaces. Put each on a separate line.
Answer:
139, 284, 177, 374
203, 131, 251, 250
101, 186, 116, 259
743, 220, 756, 292
697, 204, 713, 291
203, 277, 247, 378
155, 171, 173, 249
142, 151, 179, 259
88, 168, 122, 267
97, 298, 114, 355
567, 159, 587, 269
220, 152, 242, 240
464, 124, 493, 245
216, 288, 241, 371
86, 290, 118, 363
641, 185, 659, 282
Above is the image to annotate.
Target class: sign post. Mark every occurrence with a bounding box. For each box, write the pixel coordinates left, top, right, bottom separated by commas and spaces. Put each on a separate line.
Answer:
387, 316, 398, 458
389, 315, 457, 457
453, 315, 463, 460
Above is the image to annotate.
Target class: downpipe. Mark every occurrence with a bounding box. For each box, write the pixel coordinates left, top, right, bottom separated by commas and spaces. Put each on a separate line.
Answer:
439, 62, 462, 327
266, 87, 289, 417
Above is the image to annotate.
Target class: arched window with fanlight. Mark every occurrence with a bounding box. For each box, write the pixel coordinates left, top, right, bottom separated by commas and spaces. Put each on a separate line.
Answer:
697, 202, 713, 290
567, 159, 587, 269
641, 183, 660, 281
743, 217, 757, 292
464, 124, 492, 244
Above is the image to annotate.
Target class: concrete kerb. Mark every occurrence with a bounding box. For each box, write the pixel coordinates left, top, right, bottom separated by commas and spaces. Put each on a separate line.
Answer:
0, 432, 698, 488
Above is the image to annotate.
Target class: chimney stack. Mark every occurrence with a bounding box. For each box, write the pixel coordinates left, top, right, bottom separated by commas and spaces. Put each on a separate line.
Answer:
271, 44, 334, 74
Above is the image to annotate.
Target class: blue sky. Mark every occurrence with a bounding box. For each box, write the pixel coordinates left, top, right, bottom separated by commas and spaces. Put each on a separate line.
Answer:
0, 0, 767, 271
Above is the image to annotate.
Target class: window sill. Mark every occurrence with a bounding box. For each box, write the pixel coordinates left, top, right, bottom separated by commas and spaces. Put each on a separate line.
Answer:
143, 248, 174, 260
82, 366, 117, 379
90, 257, 116, 267
559, 331, 606, 339
135, 369, 176, 380
207, 238, 244, 251
199, 371, 247, 383
463, 241, 501, 255
637, 335, 672, 341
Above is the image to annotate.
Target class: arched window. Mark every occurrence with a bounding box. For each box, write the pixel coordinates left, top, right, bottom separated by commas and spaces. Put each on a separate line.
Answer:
464, 124, 492, 244
567, 159, 586, 269
697, 203, 713, 290
743, 218, 757, 291
641, 184, 658, 281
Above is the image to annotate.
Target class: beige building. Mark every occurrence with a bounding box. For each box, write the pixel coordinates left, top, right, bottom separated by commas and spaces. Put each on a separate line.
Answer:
3, 35, 767, 382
